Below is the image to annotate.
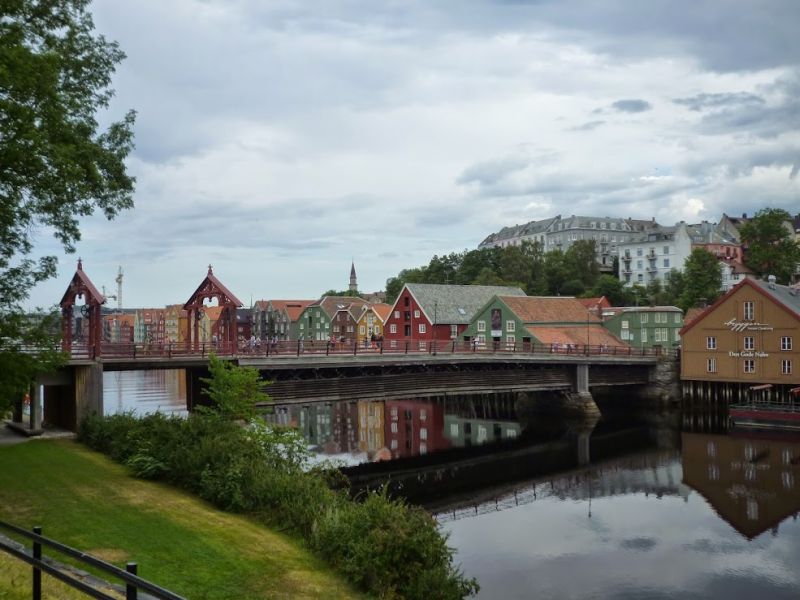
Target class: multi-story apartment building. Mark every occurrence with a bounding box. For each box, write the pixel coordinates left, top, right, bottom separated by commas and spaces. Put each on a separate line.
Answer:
617, 221, 741, 288
479, 214, 657, 271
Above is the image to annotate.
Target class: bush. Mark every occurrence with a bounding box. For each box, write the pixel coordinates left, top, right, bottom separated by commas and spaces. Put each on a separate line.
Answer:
79, 413, 478, 598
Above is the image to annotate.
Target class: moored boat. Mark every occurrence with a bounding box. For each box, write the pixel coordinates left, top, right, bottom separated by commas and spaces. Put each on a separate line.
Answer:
729, 385, 800, 431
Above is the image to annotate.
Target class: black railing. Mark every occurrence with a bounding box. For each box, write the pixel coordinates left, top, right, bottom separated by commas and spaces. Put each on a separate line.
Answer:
0, 521, 185, 600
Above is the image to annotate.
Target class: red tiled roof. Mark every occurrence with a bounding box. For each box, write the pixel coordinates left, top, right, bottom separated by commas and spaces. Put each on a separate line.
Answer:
578, 296, 611, 310
683, 307, 706, 326
371, 303, 392, 323
500, 296, 602, 324
525, 325, 626, 347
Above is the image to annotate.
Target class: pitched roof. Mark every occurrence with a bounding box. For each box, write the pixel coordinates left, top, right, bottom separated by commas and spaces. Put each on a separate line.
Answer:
183, 266, 243, 309
371, 303, 392, 323
405, 284, 526, 324
683, 307, 706, 327
525, 325, 625, 347
499, 296, 602, 324
578, 296, 611, 312
59, 260, 105, 306
680, 278, 800, 336
601, 305, 682, 317
314, 296, 369, 318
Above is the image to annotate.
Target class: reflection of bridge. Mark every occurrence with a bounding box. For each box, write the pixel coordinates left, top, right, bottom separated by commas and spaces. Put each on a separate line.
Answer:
9, 262, 666, 434
434, 449, 687, 523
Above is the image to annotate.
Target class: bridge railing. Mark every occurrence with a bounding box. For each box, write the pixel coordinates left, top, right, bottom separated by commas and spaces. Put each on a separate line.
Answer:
85, 339, 667, 359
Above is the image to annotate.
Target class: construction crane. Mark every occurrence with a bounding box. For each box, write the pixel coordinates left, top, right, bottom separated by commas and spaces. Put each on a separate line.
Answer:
102, 266, 124, 312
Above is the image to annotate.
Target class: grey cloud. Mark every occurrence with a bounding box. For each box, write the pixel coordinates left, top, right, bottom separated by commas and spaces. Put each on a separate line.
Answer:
457, 155, 532, 186
570, 120, 605, 131
610, 99, 652, 113
673, 92, 765, 112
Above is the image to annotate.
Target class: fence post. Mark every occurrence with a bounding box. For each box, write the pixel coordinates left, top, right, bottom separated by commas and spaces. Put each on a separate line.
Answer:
353, 341, 358, 356
405, 341, 409, 354
126, 562, 138, 600
32, 526, 42, 600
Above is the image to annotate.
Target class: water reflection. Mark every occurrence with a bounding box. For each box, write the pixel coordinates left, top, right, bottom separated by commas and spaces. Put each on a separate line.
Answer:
102, 369, 187, 416
682, 431, 800, 540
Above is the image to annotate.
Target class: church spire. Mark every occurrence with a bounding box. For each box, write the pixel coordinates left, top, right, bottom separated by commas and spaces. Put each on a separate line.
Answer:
349, 260, 358, 292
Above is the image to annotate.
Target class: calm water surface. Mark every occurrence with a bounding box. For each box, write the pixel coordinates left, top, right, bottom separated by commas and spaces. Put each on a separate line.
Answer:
105, 372, 800, 599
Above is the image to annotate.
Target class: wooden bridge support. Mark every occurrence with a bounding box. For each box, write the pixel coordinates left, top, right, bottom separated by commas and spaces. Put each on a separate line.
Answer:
73, 363, 104, 426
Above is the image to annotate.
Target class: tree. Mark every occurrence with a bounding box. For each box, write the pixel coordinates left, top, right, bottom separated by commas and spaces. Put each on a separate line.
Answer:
591, 275, 629, 306
565, 240, 600, 289
678, 248, 722, 311
1, 0, 136, 413
200, 354, 270, 420
740, 208, 800, 284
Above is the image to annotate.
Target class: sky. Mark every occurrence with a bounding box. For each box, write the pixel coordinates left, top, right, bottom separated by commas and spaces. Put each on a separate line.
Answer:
27, 0, 800, 310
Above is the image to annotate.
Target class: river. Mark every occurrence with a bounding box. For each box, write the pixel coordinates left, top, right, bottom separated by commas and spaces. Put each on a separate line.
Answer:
103, 371, 800, 599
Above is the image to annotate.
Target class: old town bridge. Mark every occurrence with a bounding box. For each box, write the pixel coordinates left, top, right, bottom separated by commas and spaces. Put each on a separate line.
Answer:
9, 262, 669, 433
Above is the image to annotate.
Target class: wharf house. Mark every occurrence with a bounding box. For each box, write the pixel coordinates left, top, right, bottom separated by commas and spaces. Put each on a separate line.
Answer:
296, 296, 369, 342
252, 299, 314, 341
164, 303, 188, 343
133, 308, 166, 344
679, 277, 800, 402
355, 303, 392, 346
382, 283, 526, 351
102, 312, 135, 343
479, 214, 656, 273
460, 295, 625, 350
600, 306, 683, 350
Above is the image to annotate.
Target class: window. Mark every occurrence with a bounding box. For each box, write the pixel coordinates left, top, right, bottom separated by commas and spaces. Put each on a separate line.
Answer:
782, 360, 792, 375
655, 329, 662, 342
390, 439, 398, 450
744, 301, 754, 321
506, 335, 515, 345
744, 336, 754, 350
781, 337, 793, 351
404, 325, 411, 336
316, 322, 320, 329
390, 340, 397, 348
389, 324, 397, 334
394, 311, 400, 319
706, 336, 717, 350
506, 320, 515, 332
359, 326, 365, 335
477, 320, 486, 332
450, 324, 457, 338
404, 297, 410, 306
641, 329, 647, 343
637, 274, 643, 283
663, 258, 670, 268
390, 422, 398, 433
707, 358, 717, 372
637, 248, 643, 257
420, 428, 428, 440
674, 313, 681, 323
640, 313, 648, 323
419, 324, 426, 334
621, 320, 629, 329
420, 409, 427, 421
637, 260, 643, 269
744, 359, 755, 373
414, 310, 420, 318
663, 246, 669, 255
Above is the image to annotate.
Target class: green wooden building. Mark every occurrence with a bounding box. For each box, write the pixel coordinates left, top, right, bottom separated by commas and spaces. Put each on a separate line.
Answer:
600, 306, 683, 349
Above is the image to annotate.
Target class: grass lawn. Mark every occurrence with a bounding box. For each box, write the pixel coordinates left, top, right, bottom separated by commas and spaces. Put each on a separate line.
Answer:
0, 439, 365, 600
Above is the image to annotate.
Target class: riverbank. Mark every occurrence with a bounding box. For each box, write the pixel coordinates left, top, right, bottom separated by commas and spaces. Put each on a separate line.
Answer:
0, 439, 364, 600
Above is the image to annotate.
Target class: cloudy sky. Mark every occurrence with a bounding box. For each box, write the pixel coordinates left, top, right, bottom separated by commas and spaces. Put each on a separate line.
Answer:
28, 0, 800, 309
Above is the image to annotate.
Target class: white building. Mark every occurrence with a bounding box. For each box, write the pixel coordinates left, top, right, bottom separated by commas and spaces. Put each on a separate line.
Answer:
479, 214, 657, 272
618, 224, 692, 287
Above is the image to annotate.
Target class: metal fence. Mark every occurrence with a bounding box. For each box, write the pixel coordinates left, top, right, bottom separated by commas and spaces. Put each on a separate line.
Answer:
0, 521, 185, 600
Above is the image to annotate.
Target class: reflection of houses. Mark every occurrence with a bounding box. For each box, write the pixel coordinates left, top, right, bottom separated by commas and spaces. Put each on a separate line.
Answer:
384, 399, 449, 459
680, 278, 800, 394
682, 432, 800, 539
383, 283, 526, 351
444, 415, 520, 447
601, 306, 683, 349
461, 295, 624, 349
297, 404, 333, 447
358, 401, 385, 455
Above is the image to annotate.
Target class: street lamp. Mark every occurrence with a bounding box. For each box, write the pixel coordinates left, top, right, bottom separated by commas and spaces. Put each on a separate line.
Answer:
433, 300, 438, 354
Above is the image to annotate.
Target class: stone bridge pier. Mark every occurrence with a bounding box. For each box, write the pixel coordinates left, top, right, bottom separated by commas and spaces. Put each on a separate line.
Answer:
562, 363, 601, 419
